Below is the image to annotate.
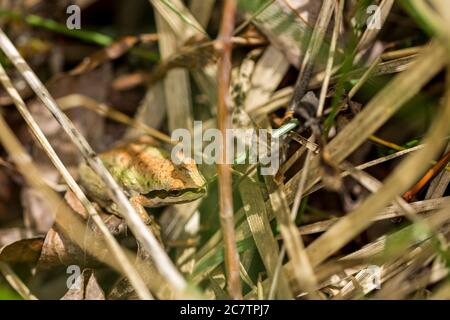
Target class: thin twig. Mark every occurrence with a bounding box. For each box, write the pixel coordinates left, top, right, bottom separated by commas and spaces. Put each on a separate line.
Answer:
216, 0, 242, 299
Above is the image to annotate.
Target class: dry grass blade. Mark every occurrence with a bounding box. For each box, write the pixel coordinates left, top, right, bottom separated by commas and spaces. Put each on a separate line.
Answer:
190, 143, 428, 285
148, 0, 207, 42
153, 0, 207, 38
0, 28, 187, 295
287, 0, 335, 117
0, 114, 144, 297
298, 197, 450, 235
305, 61, 450, 268
356, 0, 395, 52
286, 41, 447, 199
189, 0, 215, 28
381, 46, 423, 60
244, 46, 289, 111
238, 174, 292, 299
56, 94, 172, 144
264, 170, 319, 299
0, 65, 152, 300
317, 0, 343, 116
310, 54, 418, 89
155, 11, 193, 132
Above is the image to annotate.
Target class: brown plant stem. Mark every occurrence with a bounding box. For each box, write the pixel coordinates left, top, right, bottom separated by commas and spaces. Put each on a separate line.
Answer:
216, 0, 242, 300
403, 149, 450, 202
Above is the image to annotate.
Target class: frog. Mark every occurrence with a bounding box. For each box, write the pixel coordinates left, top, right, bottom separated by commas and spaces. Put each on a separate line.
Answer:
77, 136, 207, 243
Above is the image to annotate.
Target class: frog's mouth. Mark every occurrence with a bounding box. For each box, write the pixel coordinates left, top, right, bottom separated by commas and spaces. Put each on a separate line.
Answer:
144, 187, 206, 202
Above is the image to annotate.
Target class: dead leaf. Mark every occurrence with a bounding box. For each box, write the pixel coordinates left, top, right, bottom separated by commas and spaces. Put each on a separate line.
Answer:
64, 190, 127, 237
61, 269, 105, 300
0, 236, 44, 264
36, 225, 104, 271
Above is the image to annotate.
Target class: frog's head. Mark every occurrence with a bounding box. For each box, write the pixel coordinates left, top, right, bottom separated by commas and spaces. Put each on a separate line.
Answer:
111, 143, 207, 206
148, 151, 208, 205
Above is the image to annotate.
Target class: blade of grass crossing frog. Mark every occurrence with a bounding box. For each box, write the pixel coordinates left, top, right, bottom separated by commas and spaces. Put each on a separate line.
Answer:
0, 115, 161, 299
0, 64, 152, 300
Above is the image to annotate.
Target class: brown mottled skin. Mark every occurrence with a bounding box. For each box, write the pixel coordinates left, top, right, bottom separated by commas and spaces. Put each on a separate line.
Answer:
78, 136, 206, 240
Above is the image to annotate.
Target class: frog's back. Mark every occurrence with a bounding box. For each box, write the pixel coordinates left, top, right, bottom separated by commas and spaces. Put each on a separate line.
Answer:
100, 141, 176, 195
79, 137, 205, 200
